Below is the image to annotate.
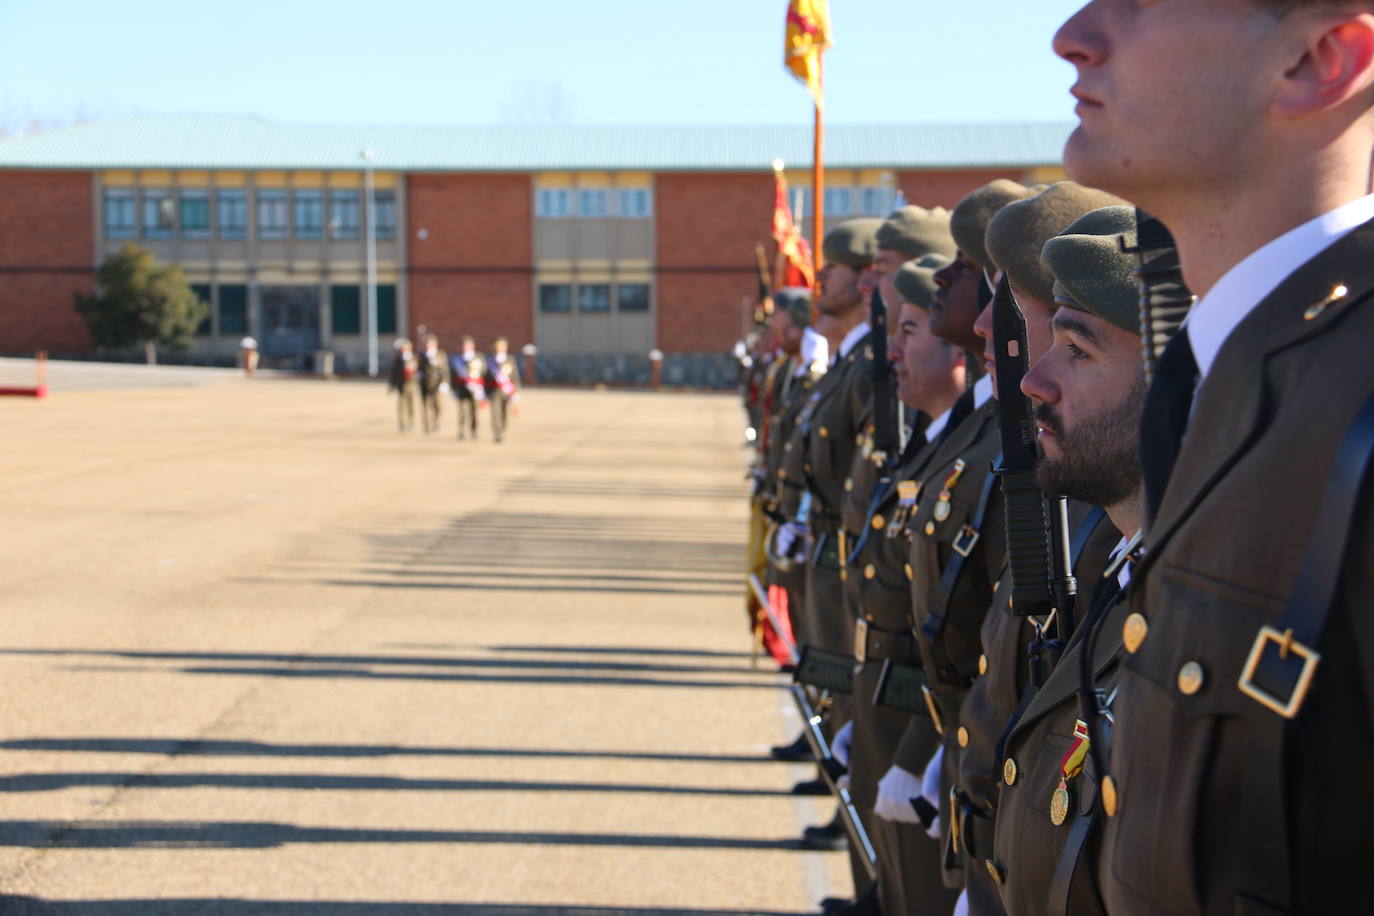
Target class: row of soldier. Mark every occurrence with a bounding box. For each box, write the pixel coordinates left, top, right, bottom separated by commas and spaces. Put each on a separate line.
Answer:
388, 334, 521, 441
742, 3, 1373, 911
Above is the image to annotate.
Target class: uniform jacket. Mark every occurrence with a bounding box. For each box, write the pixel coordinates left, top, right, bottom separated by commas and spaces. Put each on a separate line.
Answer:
484, 353, 521, 395
1099, 218, 1374, 915
417, 348, 449, 396
388, 352, 419, 392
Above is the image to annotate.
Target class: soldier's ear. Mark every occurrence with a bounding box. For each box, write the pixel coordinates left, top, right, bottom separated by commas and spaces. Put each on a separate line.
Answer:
1271, 12, 1374, 120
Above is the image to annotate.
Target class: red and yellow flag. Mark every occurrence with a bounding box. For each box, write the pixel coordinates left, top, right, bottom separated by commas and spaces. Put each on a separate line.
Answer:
772, 171, 814, 290
784, 0, 832, 105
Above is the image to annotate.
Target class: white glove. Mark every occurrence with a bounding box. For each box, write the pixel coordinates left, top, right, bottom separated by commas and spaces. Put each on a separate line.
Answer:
831, 721, 854, 769
920, 745, 945, 839
776, 521, 810, 564
874, 764, 923, 824
837, 773, 851, 792
439, 382, 450, 394
953, 889, 969, 916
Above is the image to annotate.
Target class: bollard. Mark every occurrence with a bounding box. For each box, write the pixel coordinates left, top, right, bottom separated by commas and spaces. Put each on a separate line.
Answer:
649, 349, 664, 390
315, 350, 335, 378
240, 337, 259, 376
521, 343, 538, 386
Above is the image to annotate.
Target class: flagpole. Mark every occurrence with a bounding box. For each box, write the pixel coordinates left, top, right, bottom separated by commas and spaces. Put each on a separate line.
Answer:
812, 54, 824, 282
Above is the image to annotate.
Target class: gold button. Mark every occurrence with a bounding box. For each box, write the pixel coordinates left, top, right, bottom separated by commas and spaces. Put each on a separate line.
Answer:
1177, 661, 1205, 695
904, 563, 914, 581
985, 860, 1005, 886
957, 726, 970, 748
844, 478, 854, 492
1123, 613, 1148, 654
778, 469, 787, 480
1003, 757, 1018, 786
1102, 775, 1119, 818
864, 563, 876, 580
855, 433, 864, 445
819, 427, 829, 438
978, 654, 988, 676
924, 521, 936, 536
871, 514, 886, 531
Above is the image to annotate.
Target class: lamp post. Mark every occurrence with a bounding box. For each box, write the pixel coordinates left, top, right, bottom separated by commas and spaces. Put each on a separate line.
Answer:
361, 147, 379, 377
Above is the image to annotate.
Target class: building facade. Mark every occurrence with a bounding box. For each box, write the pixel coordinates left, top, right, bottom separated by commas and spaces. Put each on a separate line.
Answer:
0, 117, 1070, 385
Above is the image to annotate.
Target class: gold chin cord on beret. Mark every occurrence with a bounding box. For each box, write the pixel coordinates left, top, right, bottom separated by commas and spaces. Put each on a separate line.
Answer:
1040, 205, 1142, 336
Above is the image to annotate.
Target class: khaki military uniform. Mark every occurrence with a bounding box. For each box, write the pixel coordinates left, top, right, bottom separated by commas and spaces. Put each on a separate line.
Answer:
1099, 221, 1374, 914
452, 351, 486, 439
764, 355, 822, 607
417, 348, 450, 433
387, 352, 420, 432
893, 391, 1005, 890
484, 353, 521, 442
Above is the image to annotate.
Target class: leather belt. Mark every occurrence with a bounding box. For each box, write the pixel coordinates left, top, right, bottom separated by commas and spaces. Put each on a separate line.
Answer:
853, 618, 916, 665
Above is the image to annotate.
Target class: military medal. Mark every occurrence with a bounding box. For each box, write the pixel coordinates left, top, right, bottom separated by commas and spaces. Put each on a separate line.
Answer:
933, 460, 966, 524
1051, 718, 1091, 827
898, 480, 919, 507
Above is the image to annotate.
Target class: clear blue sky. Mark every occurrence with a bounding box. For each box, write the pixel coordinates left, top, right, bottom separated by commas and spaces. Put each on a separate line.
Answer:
0, 0, 1087, 133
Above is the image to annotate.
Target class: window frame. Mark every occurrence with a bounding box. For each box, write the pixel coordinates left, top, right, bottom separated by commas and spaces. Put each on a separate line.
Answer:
615, 188, 652, 219
577, 188, 609, 218
578, 283, 612, 313
616, 283, 651, 313
535, 188, 572, 219
256, 189, 289, 240
179, 190, 211, 238
293, 189, 324, 240
329, 190, 360, 240
216, 189, 247, 239
141, 189, 175, 239
538, 283, 573, 313
102, 188, 138, 239
371, 190, 396, 240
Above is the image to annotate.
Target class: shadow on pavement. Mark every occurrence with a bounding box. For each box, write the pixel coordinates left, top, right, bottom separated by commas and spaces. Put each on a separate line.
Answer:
0, 821, 805, 852
0, 738, 777, 765
0, 899, 809, 916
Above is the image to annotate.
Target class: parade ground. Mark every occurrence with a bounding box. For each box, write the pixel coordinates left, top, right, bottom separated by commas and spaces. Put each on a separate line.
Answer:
0, 362, 849, 914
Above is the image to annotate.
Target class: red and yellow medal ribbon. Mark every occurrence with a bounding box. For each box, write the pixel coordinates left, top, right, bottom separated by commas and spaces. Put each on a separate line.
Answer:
941, 458, 967, 494
1060, 718, 1091, 781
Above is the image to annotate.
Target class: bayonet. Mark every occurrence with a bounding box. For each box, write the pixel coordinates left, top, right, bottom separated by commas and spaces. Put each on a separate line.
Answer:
868, 284, 898, 469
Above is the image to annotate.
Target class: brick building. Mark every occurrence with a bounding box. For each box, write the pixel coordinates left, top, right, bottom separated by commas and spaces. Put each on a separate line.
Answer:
0, 116, 1069, 385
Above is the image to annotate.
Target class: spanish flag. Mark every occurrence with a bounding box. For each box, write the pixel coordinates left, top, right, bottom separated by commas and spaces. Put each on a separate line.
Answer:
772, 171, 815, 289
785, 0, 832, 106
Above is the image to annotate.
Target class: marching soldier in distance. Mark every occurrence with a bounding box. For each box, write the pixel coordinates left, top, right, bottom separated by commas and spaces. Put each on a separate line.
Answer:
991, 205, 1149, 916
951, 182, 1125, 915
838, 253, 963, 916
484, 336, 521, 444
1052, 2, 1374, 911
451, 334, 485, 440
878, 180, 1036, 898
387, 337, 419, 433
417, 333, 450, 435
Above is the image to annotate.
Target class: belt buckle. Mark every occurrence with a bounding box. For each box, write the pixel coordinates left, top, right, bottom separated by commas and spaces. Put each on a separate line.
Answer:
922, 684, 946, 735
951, 525, 980, 558
854, 619, 869, 665
1237, 625, 1322, 719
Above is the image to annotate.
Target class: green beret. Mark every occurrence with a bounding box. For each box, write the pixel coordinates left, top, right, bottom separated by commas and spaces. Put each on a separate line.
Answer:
876, 206, 956, 260
893, 253, 952, 311
950, 180, 1039, 271
822, 217, 883, 269
985, 182, 1127, 306
1041, 206, 1141, 335
773, 287, 813, 327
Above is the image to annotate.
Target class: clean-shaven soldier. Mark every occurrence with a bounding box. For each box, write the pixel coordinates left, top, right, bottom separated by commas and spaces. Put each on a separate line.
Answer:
1054, 2, 1374, 912
991, 205, 1149, 916
417, 333, 450, 435
452, 335, 485, 440
951, 182, 1125, 916
484, 337, 520, 443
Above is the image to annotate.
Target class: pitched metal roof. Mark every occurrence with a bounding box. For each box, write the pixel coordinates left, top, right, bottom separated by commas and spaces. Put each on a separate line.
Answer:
0, 115, 1072, 172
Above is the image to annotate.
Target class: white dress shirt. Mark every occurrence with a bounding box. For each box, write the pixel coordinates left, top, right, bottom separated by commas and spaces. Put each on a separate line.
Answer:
973, 373, 994, 409
797, 327, 829, 375
1186, 193, 1374, 383
837, 321, 871, 361
924, 405, 953, 443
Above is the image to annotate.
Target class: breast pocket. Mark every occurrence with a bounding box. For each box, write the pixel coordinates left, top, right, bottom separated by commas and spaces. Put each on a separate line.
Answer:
1105, 563, 1281, 915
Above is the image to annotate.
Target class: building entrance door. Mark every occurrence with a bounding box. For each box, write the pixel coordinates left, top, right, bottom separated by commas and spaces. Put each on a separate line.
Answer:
259, 286, 321, 370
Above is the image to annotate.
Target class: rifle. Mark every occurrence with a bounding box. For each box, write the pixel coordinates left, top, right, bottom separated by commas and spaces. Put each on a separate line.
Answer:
746, 575, 879, 880
1122, 209, 1194, 384
990, 276, 1076, 685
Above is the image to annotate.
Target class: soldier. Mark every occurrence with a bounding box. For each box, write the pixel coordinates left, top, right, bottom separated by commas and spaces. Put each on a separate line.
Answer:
989, 205, 1147, 916
451, 335, 485, 440
417, 333, 450, 435
387, 337, 420, 433
1052, 2, 1374, 911
837, 253, 963, 916
877, 180, 1036, 902
484, 336, 521, 444
950, 182, 1125, 916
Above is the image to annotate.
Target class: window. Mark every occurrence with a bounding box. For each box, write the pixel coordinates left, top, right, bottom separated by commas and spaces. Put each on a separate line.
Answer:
824, 187, 853, 217
578, 189, 609, 218
377, 284, 397, 334
535, 188, 571, 218
219, 284, 248, 335
330, 191, 359, 240
191, 283, 212, 336
217, 190, 247, 239
372, 191, 396, 239
330, 285, 361, 335
539, 284, 572, 313
615, 188, 652, 219
578, 283, 611, 313
180, 191, 210, 237
860, 186, 893, 215
293, 190, 323, 239
796, 188, 813, 221
142, 190, 174, 239
103, 189, 137, 238
257, 190, 288, 239
617, 283, 651, 312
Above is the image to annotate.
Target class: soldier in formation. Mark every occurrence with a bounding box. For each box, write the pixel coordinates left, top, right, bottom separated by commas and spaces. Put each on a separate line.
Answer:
485, 336, 521, 443
451, 334, 486, 440
417, 333, 450, 435
387, 337, 419, 433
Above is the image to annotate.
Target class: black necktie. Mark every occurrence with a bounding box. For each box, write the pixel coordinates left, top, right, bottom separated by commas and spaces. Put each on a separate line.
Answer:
1140, 326, 1199, 526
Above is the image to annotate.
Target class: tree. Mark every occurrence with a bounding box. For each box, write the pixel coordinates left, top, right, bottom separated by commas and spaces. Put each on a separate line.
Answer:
75, 243, 208, 364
